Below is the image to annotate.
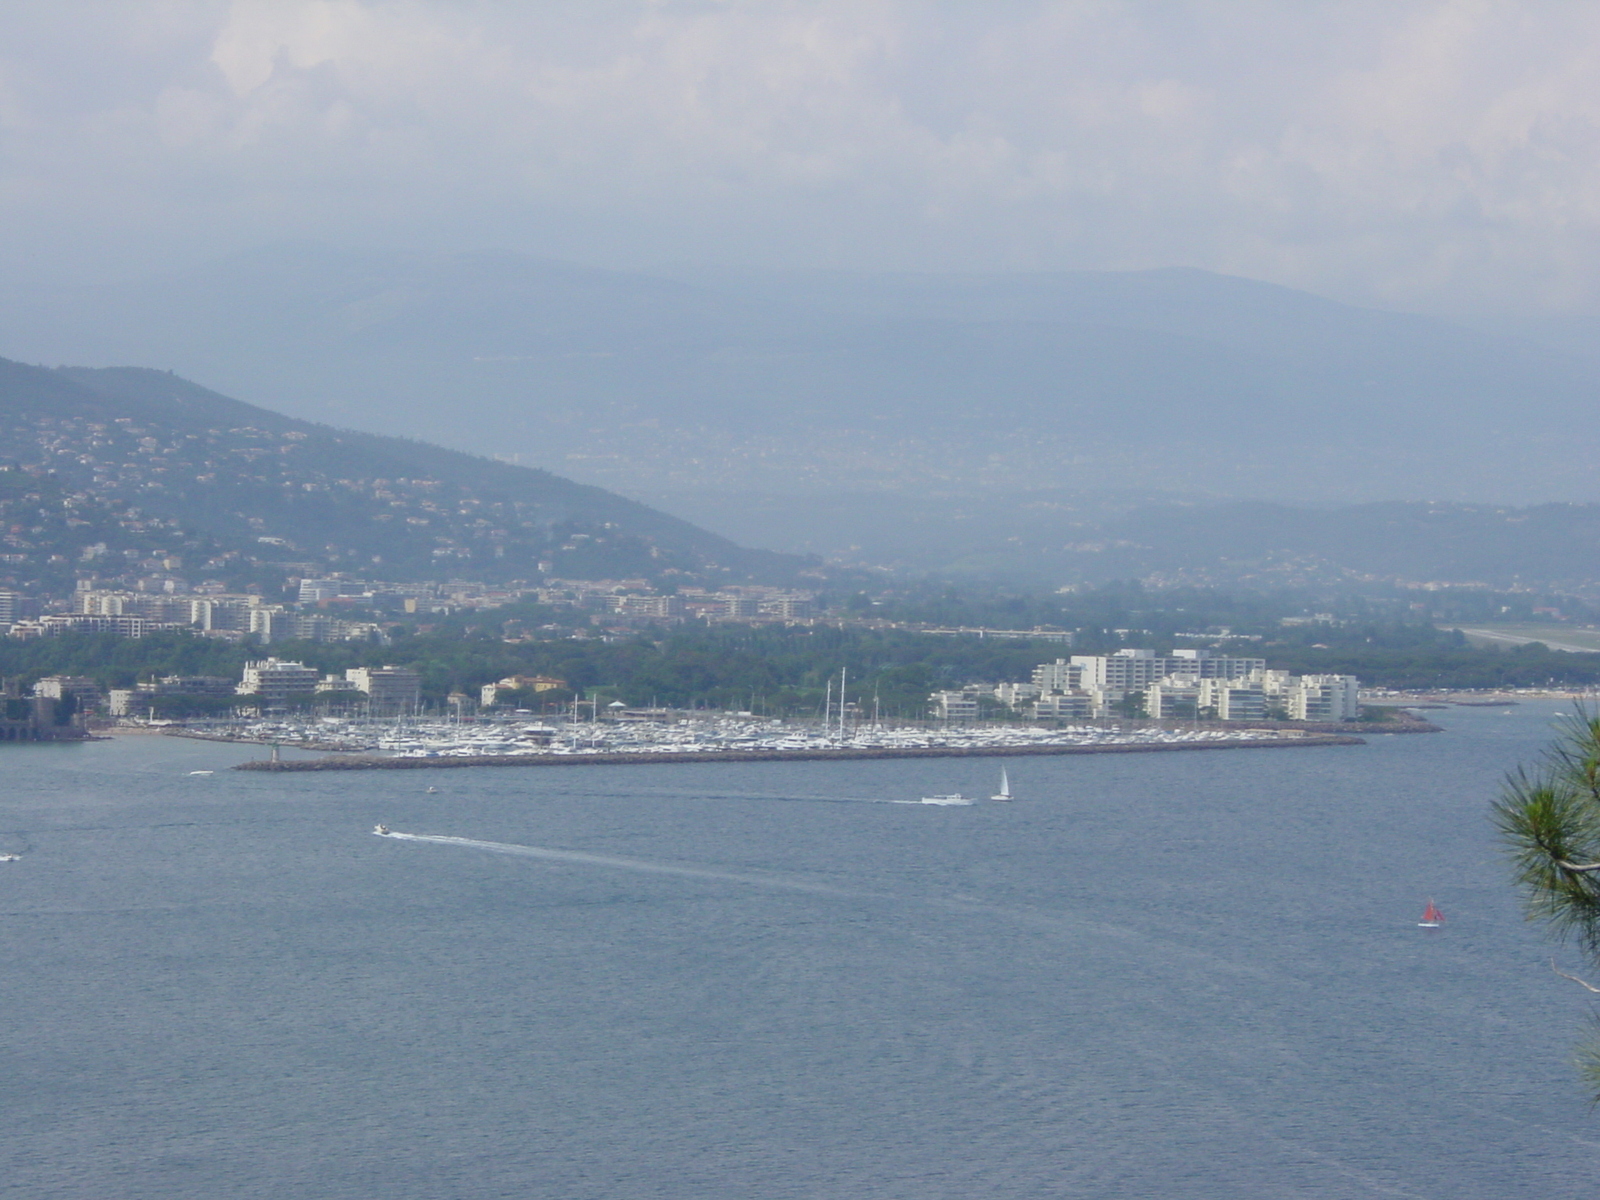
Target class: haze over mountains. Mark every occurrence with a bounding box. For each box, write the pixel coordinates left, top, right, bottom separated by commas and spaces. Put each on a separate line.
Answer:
3, 246, 1599, 582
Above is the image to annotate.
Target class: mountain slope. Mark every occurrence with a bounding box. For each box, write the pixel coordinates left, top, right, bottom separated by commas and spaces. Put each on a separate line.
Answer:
3, 247, 1597, 520
0, 358, 797, 592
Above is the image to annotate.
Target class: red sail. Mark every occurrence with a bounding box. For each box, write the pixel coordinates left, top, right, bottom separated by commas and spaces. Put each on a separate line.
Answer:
1421, 901, 1444, 924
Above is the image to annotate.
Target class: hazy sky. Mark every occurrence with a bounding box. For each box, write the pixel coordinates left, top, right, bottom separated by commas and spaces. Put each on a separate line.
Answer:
5, 1, 1600, 314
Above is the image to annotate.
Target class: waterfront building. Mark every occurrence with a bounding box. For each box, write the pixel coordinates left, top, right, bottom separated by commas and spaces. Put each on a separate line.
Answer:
1032, 692, 1095, 719
346, 666, 422, 713
1023, 652, 1359, 722
1198, 678, 1267, 721
33, 675, 105, 711
994, 681, 1042, 708
1032, 659, 1082, 693
481, 675, 568, 706
1281, 674, 1361, 721
1071, 648, 1266, 691
930, 690, 981, 722
315, 674, 363, 698
1146, 680, 1201, 719
237, 659, 320, 703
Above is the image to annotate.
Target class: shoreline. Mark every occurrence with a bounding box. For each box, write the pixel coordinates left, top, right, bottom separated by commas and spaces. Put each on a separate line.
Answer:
234, 733, 1366, 771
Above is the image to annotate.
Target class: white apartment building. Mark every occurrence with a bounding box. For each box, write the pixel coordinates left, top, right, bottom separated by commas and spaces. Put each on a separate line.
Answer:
1033, 692, 1095, 719
930, 690, 980, 721
1282, 674, 1361, 721
1145, 680, 1200, 719
1200, 678, 1267, 721
1071, 648, 1266, 691
1023, 651, 1358, 722
237, 659, 320, 702
994, 681, 1042, 708
1032, 659, 1082, 693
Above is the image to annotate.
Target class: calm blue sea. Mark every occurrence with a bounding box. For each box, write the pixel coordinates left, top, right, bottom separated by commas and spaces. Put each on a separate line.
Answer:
1, 704, 1597, 1198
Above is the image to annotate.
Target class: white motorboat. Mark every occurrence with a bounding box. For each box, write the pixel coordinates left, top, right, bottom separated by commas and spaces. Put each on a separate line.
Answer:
373, 824, 390, 836
991, 768, 1012, 801
0, 853, 19, 862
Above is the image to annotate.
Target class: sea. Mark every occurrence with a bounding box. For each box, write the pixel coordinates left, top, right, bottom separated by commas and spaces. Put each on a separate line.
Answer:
2, 702, 1598, 1199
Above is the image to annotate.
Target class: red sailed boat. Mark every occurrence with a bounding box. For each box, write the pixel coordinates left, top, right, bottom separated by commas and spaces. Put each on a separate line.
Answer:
1418, 900, 1444, 928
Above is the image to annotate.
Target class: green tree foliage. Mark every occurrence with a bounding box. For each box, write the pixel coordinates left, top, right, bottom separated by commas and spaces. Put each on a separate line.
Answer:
1494, 708, 1600, 1097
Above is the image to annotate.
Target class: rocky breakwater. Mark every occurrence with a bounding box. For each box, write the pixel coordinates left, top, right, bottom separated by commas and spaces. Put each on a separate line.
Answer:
236, 731, 1366, 771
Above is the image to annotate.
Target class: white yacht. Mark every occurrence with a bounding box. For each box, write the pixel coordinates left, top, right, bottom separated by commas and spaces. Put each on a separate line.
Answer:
991, 768, 1012, 801
373, 824, 390, 836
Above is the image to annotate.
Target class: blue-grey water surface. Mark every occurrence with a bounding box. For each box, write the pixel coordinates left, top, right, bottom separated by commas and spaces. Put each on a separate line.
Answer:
2, 703, 1598, 1198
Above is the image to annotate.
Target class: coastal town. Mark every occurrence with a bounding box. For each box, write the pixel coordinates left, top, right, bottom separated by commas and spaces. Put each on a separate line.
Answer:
1, 636, 1384, 766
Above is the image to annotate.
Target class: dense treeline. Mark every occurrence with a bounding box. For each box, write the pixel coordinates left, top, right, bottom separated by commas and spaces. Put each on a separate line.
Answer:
0, 626, 1068, 717
3, 618, 1599, 716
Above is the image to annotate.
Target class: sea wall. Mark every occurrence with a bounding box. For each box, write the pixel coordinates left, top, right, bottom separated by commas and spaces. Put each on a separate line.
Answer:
234, 733, 1365, 771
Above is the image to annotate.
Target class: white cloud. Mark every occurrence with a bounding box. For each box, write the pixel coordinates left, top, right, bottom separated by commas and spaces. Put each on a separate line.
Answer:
3, 0, 1600, 312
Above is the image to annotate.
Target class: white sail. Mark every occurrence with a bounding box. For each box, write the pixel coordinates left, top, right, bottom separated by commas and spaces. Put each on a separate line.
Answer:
992, 768, 1011, 801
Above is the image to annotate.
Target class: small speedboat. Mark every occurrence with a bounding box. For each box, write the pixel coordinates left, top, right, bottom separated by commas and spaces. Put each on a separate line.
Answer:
0, 853, 19, 862
373, 824, 390, 836
426, 787, 437, 794
188, 770, 214, 776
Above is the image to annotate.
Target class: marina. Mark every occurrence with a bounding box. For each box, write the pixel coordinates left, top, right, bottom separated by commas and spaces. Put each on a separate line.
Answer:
223, 712, 1365, 770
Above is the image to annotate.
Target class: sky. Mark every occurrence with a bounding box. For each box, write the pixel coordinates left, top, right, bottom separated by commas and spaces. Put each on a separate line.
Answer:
4, 1, 1600, 315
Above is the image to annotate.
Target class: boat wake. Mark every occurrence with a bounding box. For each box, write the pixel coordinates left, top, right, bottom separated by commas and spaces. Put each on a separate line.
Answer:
378, 831, 860, 897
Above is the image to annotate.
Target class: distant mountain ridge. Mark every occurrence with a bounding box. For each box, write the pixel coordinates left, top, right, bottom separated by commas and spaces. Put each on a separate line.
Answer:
4, 247, 1600, 590
0, 358, 797, 593
3, 246, 1596, 522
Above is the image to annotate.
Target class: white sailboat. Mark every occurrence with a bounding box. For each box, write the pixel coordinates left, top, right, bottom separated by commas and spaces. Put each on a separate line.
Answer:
991, 768, 1012, 802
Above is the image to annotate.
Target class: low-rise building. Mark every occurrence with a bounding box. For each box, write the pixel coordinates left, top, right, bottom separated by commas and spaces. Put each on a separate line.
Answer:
346, 666, 422, 713
1199, 678, 1267, 721
480, 675, 568, 706
33, 675, 105, 711
237, 658, 320, 703
1017, 653, 1360, 722
930, 689, 980, 721
994, 681, 1042, 708
1032, 692, 1095, 720
1281, 674, 1361, 721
